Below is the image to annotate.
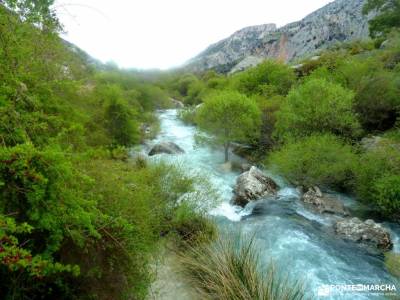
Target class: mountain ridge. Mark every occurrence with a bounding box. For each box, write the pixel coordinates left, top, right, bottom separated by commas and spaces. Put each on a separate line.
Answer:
185, 0, 375, 73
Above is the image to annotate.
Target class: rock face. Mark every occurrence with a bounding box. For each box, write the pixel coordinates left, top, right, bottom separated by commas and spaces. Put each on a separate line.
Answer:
335, 218, 393, 250
170, 99, 184, 108
185, 0, 374, 73
232, 166, 279, 207
148, 141, 185, 156
301, 186, 349, 216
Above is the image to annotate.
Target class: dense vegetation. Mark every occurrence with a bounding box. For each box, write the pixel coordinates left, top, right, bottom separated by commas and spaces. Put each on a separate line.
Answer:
0, 1, 213, 299
171, 6, 400, 220
180, 234, 306, 300
1, 0, 400, 299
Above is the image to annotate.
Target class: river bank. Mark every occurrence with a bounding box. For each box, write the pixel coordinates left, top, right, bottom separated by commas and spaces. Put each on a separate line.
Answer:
143, 109, 400, 299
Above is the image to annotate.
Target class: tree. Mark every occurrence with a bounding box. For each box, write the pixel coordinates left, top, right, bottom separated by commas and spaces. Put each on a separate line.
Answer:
267, 134, 358, 189
363, 0, 400, 37
232, 60, 296, 96
274, 79, 362, 141
196, 90, 261, 162
101, 85, 140, 146
354, 72, 400, 131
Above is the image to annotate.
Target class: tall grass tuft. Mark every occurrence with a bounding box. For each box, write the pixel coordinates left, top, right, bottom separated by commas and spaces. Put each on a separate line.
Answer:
179, 234, 308, 300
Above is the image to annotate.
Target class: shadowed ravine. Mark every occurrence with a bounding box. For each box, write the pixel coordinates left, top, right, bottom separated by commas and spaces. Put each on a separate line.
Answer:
144, 109, 400, 300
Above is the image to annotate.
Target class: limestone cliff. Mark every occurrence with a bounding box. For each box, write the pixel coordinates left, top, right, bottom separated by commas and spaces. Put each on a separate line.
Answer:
186, 0, 374, 73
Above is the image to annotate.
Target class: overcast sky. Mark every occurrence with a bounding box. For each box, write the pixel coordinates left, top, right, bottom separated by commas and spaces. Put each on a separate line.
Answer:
54, 0, 333, 70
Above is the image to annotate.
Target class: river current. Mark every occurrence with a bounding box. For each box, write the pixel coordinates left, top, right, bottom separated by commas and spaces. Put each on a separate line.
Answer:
143, 109, 400, 300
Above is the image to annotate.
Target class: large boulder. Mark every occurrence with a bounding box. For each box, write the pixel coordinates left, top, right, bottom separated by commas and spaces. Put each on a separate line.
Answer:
148, 141, 185, 156
301, 186, 349, 216
334, 218, 393, 251
360, 136, 385, 151
170, 98, 184, 108
232, 166, 279, 207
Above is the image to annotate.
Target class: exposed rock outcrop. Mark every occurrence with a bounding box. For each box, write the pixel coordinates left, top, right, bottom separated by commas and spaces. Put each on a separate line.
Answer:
301, 186, 349, 216
232, 166, 279, 207
148, 141, 185, 156
334, 218, 393, 250
360, 136, 385, 151
170, 99, 184, 109
185, 0, 374, 73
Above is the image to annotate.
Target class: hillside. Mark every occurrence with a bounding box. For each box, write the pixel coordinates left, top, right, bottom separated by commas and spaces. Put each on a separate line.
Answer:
186, 0, 374, 73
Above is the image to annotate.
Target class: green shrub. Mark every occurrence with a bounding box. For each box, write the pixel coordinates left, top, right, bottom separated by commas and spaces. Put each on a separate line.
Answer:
355, 142, 400, 217
353, 72, 400, 132
256, 95, 285, 151
385, 252, 400, 278
101, 85, 140, 146
179, 234, 306, 300
232, 60, 296, 96
171, 203, 216, 246
196, 90, 261, 162
275, 79, 362, 141
0, 144, 99, 298
267, 134, 358, 189
372, 175, 400, 218
179, 107, 198, 125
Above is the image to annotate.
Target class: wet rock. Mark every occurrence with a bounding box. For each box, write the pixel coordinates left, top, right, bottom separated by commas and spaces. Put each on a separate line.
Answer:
231, 142, 254, 158
148, 141, 185, 156
170, 98, 184, 108
140, 123, 151, 134
360, 136, 400, 152
232, 166, 279, 207
240, 163, 252, 173
360, 136, 385, 151
334, 217, 393, 251
301, 186, 349, 216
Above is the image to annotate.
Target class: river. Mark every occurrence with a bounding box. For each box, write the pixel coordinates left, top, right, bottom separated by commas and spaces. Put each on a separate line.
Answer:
144, 109, 400, 300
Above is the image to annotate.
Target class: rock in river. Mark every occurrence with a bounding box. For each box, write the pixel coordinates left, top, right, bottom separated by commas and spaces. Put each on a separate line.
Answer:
301, 186, 349, 216
334, 217, 393, 251
232, 166, 279, 207
148, 141, 185, 156
170, 98, 184, 108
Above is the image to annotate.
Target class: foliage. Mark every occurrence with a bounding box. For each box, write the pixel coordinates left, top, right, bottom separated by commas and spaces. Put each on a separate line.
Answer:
372, 175, 400, 218
103, 86, 140, 146
275, 79, 362, 141
196, 90, 261, 162
179, 233, 307, 300
385, 252, 400, 278
355, 142, 400, 218
232, 60, 296, 96
363, 0, 400, 37
267, 134, 358, 189
0, 144, 98, 298
256, 95, 285, 151
67, 158, 212, 299
179, 107, 198, 125
353, 71, 400, 131
171, 203, 216, 246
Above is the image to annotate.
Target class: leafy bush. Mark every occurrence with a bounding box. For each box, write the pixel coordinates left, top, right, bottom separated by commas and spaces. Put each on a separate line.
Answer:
171, 203, 216, 246
256, 95, 285, 151
0, 144, 99, 298
232, 60, 296, 96
179, 107, 198, 125
267, 134, 358, 189
179, 234, 306, 300
372, 175, 400, 218
353, 72, 400, 132
275, 79, 362, 141
385, 252, 400, 278
363, 0, 400, 38
196, 90, 261, 162
355, 142, 400, 218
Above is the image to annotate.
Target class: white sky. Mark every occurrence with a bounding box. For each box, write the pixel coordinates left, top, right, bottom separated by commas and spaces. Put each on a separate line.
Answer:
54, 0, 333, 70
